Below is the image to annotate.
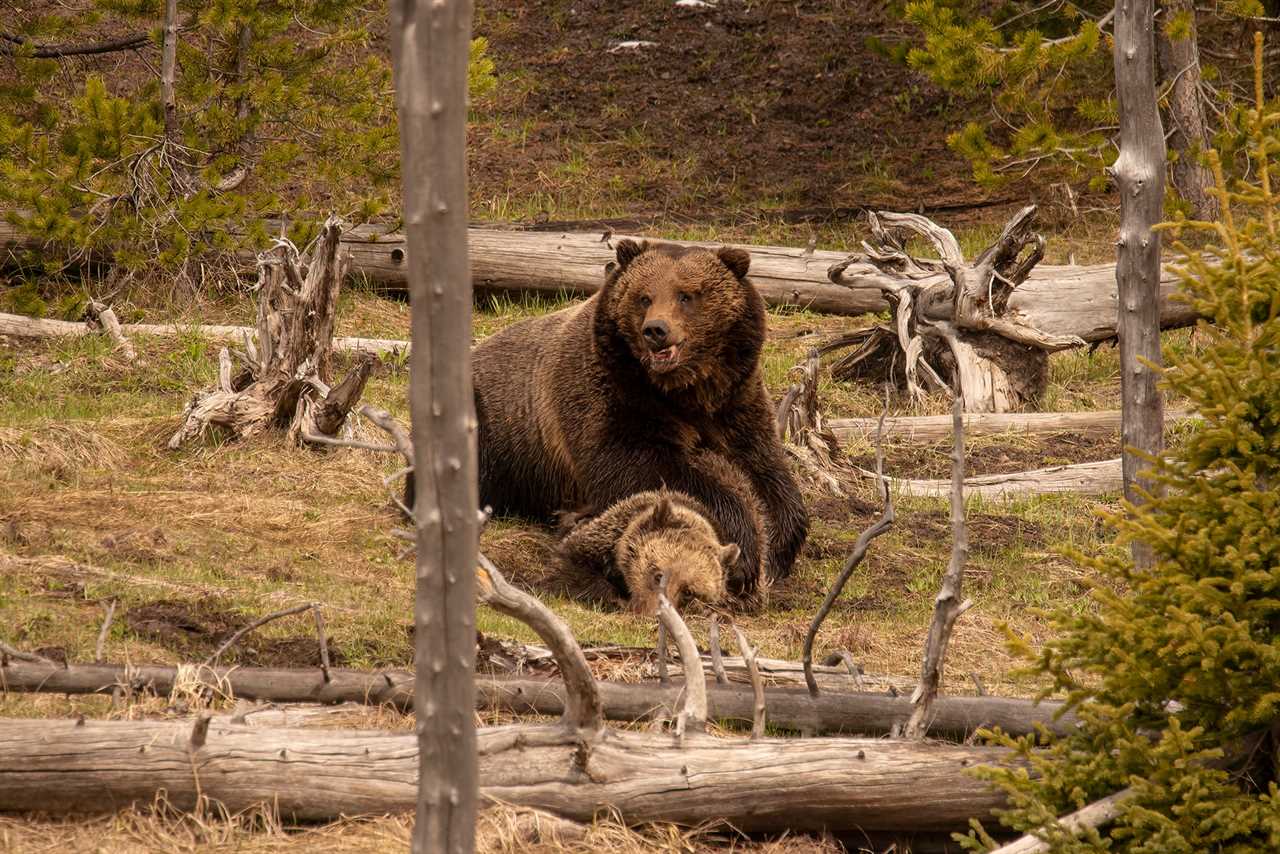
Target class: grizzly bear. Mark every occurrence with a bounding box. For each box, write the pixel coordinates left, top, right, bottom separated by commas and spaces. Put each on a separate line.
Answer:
471, 239, 808, 595
559, 489, 739, 614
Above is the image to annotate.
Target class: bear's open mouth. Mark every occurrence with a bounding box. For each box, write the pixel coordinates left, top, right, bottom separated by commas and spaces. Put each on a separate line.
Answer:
648, 343, 682, 372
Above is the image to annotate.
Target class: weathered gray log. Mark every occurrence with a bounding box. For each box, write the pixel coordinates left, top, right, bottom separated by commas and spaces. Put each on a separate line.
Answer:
0, 311, 410, 355
830, 409, 1194, 444
861, 458, 1124, 500
1111, 0, 1166, 517
391, 0, 480, 843
991, 789, 1133, 854
0, 662, 1077, 738
0, 219, 1197, 338
0, 717, 1013, 831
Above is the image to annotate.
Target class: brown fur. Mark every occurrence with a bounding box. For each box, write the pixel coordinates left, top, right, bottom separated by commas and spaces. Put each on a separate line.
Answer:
473, 239, 808, 596
558, 489, 739, 614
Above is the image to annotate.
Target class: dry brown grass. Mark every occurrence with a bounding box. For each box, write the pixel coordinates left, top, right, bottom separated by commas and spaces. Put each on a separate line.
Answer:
0, 805, 846, 853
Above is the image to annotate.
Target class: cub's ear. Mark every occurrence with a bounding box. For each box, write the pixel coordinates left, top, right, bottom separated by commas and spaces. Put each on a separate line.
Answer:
615, 239, 648, 271
718, 543, 741, 567
716, 247, 750, 280
650, 496, 673, 527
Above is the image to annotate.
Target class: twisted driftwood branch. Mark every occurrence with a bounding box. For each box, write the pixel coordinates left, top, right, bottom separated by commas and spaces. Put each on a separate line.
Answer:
477, 553, 602, 735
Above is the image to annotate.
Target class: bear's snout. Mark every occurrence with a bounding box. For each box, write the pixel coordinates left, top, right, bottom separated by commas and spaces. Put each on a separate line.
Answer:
642, 318, 671, 348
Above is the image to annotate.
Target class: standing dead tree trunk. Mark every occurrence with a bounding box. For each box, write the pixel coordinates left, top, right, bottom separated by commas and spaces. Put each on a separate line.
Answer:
390, 0, 479, 847
161, 0, 179, 142
1157, 0, 1217, 222
167, 217, 377, 449
1112, 0, 1167, 538
827, 206, 1085, 412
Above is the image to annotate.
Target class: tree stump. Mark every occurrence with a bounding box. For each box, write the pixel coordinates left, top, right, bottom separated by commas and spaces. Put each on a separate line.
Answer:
168, 216, 377, 449
827, 206, 1085, 412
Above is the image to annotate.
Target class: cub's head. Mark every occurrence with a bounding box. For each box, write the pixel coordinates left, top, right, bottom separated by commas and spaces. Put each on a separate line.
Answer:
616, 493, 739, 616
597, 240, 764, 393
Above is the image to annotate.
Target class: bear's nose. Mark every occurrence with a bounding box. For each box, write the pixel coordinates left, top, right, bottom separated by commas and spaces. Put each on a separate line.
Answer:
642, 319, 670, 348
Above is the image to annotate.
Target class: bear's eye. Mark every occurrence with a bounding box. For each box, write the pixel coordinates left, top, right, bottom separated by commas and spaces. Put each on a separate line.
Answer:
678, 292, 693, 305
640, 296, 652, 308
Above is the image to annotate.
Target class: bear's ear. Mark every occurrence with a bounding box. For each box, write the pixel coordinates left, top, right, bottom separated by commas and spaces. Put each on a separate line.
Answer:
716, 247, 751, 280
650, 496, 673, 528
718, 543, 741, 567
615, 239, 648, 271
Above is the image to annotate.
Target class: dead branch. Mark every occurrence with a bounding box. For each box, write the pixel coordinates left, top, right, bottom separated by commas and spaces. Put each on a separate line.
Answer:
656, 623, 670, 686
655, 584, 707, 736
203, 602, 314, 668
803, 400, 894, 696
94, 600, 117, 664
905, 396, 975, 738
477, 553, 602, 734
0, 660, 1079, 739
990, 789, 1133, 854
732, 625, 766, 739
0, 31, 150, 58
0, 641, 54, 666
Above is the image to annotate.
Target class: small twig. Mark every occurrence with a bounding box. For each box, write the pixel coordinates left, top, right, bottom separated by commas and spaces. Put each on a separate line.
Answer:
732, 625, 766, 739
970, 672, 987, 697
905, 393, 974, 738
802, 393, 895, 696
203, 603, 313, 668
477, 553, 602, 734
655, 580, 707, 737
94, 600, 117, 664
708, 615, 728, 685
656, 624, 670, 685
359, 405, 415, 466
313, 604, 331, 683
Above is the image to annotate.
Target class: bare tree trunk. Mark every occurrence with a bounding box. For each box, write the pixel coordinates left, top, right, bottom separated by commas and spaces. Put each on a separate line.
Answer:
161, 0, 179, 141
1112, 0, 1167, 557
391, 0, 479, 850
1157, 0, 1218, 221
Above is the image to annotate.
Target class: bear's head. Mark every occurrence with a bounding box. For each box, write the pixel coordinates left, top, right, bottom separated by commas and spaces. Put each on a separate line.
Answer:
615, 492, 739, 615
596, 240, 765, 397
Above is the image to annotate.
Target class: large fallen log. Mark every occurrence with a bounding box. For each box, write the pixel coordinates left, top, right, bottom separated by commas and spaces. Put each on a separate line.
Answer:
2, 218, 1196, 338
0, 717, 1013, 831
868, 458, 1124, 499
0, 311, 410, 355
0, 661, 1075, 738
830, 408, 1195, 444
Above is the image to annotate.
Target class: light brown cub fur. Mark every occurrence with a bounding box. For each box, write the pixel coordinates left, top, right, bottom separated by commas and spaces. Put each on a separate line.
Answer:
558, 489, 739, 615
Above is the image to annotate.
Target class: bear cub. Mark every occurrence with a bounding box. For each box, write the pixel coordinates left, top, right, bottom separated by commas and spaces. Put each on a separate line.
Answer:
558, 489, 739, 615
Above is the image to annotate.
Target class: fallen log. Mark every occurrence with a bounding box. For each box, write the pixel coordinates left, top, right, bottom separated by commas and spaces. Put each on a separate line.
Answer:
0, 311, 410, 355
0, 716, 1013, 831
0, 661, 1076, 738
1, 218, 1196, 338
865, 458, 1124, 500
831, 409, 1195, 444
